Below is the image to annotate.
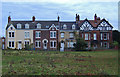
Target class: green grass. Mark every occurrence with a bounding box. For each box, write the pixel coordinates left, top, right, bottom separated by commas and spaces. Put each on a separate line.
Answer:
2, 50, 118, 75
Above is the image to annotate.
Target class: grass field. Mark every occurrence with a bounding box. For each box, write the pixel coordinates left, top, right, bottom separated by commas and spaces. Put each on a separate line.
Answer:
2, 50, 118, 75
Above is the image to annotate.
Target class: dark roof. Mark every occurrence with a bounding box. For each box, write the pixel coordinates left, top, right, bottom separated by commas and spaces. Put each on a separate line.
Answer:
6, 18, 113, 30
6, 20, 59, 30
60, 21, 79, 30
78, 18, 113, 28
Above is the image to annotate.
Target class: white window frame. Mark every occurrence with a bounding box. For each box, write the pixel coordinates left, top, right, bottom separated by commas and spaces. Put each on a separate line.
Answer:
108, 33, 109, 40
93, 33, 97, 40
61, 33, 64, 38
89, 33, 91, 40
101, 33, 103, 40
104, 42, 107, 48
67, 42, 70, 48
17, 23, 21, 29
37, 23, 41, 29
24, 31, 30, 38
70, 42, 76, 48
24, 40, 30, 45
8, 31, 15, 38
25, 23, 29, 29
103, 33, 107, 40
35, 41, 41, 48
35, 31, 41, 38
50, 40, 56, 48
82, 33, 83, 38
63, 24, 67, 29
72, 24, 75, 29
101, 42, 102, 47
85, 33, 88, 40
8, 41, 15, 48
69, 33, 74, 38
50, 31, 56, 38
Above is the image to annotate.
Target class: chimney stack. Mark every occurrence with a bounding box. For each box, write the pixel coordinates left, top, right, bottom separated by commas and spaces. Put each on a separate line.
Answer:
78, 15, 80, 21
58, 16, 60, 22
76, 14, 80, 23
8, 16, 11, 23
32, 16, 35, 22
94, 14, 97, 23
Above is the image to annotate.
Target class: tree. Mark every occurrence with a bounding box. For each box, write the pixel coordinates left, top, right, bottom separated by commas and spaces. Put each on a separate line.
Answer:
73, 31, 87, 51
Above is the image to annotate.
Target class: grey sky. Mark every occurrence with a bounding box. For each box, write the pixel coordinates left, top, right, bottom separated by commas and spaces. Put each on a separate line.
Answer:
1, 2, 118, 37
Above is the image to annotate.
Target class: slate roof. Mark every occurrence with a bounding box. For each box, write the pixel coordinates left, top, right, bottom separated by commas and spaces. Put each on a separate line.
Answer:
60, 21, 79, 30
6, 18, 113, 30
6, 20, 59, 30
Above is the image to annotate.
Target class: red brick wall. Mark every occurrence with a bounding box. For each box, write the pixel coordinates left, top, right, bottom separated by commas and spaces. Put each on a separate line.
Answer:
33, 28, 59, 50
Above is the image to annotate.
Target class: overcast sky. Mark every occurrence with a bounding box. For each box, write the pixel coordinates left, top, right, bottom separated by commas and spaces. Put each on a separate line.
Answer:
0, 1, 119, 37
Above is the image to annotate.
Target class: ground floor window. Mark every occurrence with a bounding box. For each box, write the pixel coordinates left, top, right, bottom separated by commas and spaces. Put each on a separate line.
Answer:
67, 42, 76, 48
24, 40, 30, 45
104, 42, 107, 48
9, 41, 14, 48
35, 41, 41, 48
50, 40, 56, 48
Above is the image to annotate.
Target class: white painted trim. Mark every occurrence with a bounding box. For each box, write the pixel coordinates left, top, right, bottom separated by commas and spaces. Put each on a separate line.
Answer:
24, 31, 30, 38
7, 24, 16, 30
35, 31, 41, 38
8, 31, 15, 38
50, 31, 56, 38
8, 40, 15, 48
24, 40, 30, 45
35, 40, 41, 48
42, 39, 48, 43
50, 40, 57, 48
49, 24, 58, 30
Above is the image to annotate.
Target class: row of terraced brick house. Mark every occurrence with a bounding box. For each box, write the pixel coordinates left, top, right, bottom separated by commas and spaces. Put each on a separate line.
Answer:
5, 14, 113, 51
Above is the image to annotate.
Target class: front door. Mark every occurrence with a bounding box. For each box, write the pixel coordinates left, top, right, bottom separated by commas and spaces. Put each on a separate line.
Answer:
60, 42, 64, 51
2, 44, 4, 49
43, 40, 47, 49
18, 41, 22, 49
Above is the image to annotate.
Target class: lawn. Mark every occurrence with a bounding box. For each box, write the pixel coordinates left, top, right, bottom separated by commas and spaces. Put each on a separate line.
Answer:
2, 50, 118, 75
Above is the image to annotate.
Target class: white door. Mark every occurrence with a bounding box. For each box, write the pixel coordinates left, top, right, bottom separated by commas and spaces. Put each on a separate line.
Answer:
2, 44, 4, 49
43, 40, 47, 49
18, 42, 22, 49
60, 43, 64, 51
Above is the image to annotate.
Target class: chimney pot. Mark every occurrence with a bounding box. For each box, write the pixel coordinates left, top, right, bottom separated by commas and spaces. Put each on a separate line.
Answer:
8, 16, 11, 23
58, 16, 60, 22
32, 16, 35, 22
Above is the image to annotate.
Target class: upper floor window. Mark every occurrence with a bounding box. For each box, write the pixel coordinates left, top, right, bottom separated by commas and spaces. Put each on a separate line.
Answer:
69, 33, 74, 38
85, 33, 88, 40
50, 31, 56, 38
93, 33, 97, 40
61, 33, 64, 38
63, 24, 67, 29
25, 31, 29, 38
72, 24, 75, 29
25, 23, 29, 29
35, 31, 41, 38
37, 23, 41, 29
9, 31, 14, 38
104, 33, 107, 40
17, 23, 21, 29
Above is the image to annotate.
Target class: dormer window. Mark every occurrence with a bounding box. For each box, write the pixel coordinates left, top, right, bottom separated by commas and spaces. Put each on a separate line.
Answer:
17, 23, 21, 29
37, 23, 41, 29
72, 24, 75, 29
63, 24, 67, 29
25, 23, 29, 29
